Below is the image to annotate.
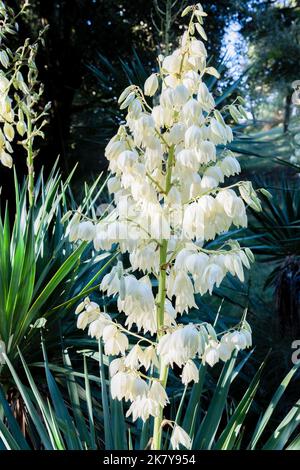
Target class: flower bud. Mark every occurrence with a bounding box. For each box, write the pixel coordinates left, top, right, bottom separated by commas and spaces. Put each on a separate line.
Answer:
144, 73, 158, 97
181, 360, 199, 385
0, 150, 12, 168
16, 120, 26, 136
0, 50, 9, 68
4, 122, 14, 142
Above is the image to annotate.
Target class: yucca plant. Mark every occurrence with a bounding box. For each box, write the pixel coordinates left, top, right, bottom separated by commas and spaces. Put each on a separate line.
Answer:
65, 8, 300, 451
67, 2, 300, 452
0, 163, 115, 390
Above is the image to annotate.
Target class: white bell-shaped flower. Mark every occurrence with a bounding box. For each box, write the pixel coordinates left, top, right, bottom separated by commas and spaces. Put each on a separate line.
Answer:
171, 424, 192, 450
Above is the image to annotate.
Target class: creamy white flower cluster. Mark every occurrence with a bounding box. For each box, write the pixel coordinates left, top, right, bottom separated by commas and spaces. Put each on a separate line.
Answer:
76, 297, 252, 423
73, 4, 257, 449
